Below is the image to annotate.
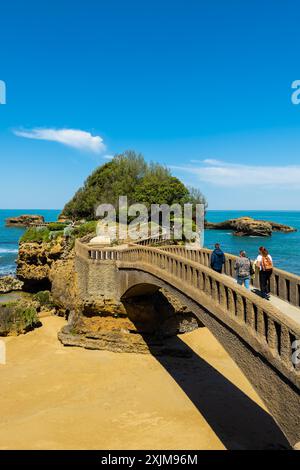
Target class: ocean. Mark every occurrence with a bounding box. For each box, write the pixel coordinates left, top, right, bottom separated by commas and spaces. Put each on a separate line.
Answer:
204, 211, 300, 276
0, 209, 299, 276
0, 210, 60, 276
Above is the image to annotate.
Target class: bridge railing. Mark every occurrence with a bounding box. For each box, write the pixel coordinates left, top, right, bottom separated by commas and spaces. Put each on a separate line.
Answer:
77, 239, 300, 308
159, 245, 300, 309
116, 245, 300, 382
75, 240, 300, 384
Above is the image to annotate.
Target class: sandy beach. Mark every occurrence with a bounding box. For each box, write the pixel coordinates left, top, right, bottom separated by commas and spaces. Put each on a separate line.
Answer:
0, 316, 288, 450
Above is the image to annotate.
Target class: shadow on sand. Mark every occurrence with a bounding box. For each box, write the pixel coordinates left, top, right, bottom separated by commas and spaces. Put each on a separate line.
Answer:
140, 333, 290, 450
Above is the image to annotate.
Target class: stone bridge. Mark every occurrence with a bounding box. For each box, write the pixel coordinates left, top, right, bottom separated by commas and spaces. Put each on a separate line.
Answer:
74, 239, 300, 448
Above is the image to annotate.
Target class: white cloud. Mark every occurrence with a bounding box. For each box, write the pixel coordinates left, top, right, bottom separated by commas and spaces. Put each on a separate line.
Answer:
172, 159, 300, 188
14, 128, 106, 153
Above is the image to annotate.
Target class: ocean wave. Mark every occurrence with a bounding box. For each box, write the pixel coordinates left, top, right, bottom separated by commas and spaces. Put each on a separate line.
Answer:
0, 247, 18, 254
0, 264, 16, 276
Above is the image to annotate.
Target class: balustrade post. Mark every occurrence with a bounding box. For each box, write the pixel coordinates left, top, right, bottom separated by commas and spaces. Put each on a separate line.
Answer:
192, 268, 198, 288
245, 299, 255, 329
280, 325, 293, 367
211, 279, 218, 303
267, 318, 279, 353
219, 284, 227, 309
204, 274, 212, 296
256, 308, 266, 339
227, 289, 235, 316
236, 294, 245, 322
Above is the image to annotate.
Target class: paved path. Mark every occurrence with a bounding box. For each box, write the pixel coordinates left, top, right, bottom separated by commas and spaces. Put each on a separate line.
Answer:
266, 294, 300, 324
223, 274, 300, 324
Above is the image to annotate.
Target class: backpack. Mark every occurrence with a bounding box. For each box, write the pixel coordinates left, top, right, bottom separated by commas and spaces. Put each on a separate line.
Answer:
236, 258, 252, 278
262, 255, 273, 271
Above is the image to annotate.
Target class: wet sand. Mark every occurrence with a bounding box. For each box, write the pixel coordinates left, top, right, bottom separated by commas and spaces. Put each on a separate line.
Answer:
0, 316, 288, 450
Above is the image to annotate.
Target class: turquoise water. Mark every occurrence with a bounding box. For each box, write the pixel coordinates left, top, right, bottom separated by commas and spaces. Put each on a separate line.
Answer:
0, 210, 60, 276
204, 211, 300, 276
0, 209, 299, 276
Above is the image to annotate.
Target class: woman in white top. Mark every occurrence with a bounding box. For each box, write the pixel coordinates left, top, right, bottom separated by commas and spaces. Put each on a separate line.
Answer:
256, 246, 273, 299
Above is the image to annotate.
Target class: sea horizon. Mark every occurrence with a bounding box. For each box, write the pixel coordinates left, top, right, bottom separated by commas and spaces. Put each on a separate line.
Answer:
0, 209, 300, 277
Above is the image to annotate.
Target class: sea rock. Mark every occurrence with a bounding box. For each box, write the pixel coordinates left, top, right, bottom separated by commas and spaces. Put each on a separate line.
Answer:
205, 217, 297, 237
5, 214, 45, 227
0, 276, 24, 293
57, 216, 71, 223
58, 326, 193, 357
17, 239, 65, 291
0, 299, 41, 336
49, 256, 79, 314
58, 288, 201, 355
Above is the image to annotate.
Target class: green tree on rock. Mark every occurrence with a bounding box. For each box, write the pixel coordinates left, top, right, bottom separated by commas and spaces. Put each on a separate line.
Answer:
60, 151, 207, 220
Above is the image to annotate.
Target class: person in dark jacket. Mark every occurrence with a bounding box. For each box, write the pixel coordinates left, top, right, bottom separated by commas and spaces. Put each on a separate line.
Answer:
210, 243, 225, 273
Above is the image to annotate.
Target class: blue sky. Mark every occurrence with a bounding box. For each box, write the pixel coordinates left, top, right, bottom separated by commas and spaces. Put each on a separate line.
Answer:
1, 0, 300, 209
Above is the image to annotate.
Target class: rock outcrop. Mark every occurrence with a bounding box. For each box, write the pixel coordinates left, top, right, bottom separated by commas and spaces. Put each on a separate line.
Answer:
0, 276, 24, 293
0, 299, 41, 336
5, 214, 45, 227
17, 238, 65, 291
16, 230, 200, 355
205, 217, 297, 237
58, 289, 201, 356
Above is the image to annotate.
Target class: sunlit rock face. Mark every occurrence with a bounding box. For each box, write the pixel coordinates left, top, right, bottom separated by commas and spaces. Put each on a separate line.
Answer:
58, 288, 201, 356
205, 216, 297, 237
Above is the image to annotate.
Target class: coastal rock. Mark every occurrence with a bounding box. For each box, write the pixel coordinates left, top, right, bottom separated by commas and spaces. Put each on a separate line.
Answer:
0, 276, 24, 293
16, 232, 200, 355
57, 216, 71, 223
0, 299, 41, 336
205, 217, 297, 237
17, 239, 64, 291
58, 326, 192, 357
271, 222, 297, 233
5, 214, 45, 227
49, 256, 79, 314
58, 288, 201, 355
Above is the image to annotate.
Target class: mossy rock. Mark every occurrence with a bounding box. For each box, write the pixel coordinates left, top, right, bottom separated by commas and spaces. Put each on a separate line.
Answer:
33, 290, 59, 310
0, 300, 41, 336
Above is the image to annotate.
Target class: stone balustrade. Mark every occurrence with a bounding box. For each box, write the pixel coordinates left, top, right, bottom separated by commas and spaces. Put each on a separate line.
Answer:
159, 245, 300, 309
74, 239, 300, 446
75, 239, 300, 388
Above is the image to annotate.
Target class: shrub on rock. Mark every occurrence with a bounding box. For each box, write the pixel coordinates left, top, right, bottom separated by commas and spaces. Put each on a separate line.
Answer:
0, 301, 41, 336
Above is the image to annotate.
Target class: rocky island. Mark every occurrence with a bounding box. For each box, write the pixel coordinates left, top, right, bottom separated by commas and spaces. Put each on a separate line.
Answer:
205, 216, 297, 237
1, 153, 205, 354
5, 214, 45, 227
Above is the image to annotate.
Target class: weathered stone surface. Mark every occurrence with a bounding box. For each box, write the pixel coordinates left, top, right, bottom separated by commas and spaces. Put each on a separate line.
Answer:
205, 216, 296, 237
49, 257, 77, 312
17, 240, 65, 291
57, 216, 71, 223
5, 214, 45, 227
58, 280, 201, 355
58, 325, 192, 357
0, 276, 23, 293
0, 299, 41, 336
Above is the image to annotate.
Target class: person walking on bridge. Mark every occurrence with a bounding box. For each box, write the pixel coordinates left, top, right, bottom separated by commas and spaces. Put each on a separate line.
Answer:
256, 246, 273, 300
234, 250, 252, 290
210, 243, 225, 274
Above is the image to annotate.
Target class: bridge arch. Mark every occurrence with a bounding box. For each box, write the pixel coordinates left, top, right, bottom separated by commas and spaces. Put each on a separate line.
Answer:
74, 240, 300, 448
121, 282, 161, 300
